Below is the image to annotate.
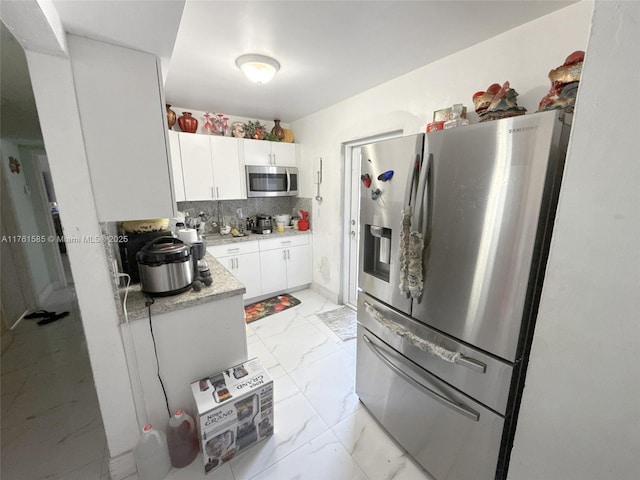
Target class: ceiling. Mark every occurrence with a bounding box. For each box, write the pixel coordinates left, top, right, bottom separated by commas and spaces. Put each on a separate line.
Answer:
1, 0, 576, 140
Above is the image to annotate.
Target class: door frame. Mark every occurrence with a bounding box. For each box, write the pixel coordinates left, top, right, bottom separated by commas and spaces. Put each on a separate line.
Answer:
340, 130, 403, 308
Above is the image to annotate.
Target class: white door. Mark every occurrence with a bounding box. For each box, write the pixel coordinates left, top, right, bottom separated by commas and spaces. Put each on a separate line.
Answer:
179, 133, 215, 200
235, 252, 262, 299
342, 132, 403, 308
271, 142, 296, 167
347, 148, 361, 307
242, 139, 271, 165
260, 248, 287, 293
168, 131, 185, 202
286, 244, 312, 289
210, 136, 244, 199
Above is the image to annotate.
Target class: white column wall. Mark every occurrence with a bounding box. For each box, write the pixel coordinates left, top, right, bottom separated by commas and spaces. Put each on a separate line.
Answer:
508, 1, 640, 478
290, 1, 594, 297
25, 51, 140, 475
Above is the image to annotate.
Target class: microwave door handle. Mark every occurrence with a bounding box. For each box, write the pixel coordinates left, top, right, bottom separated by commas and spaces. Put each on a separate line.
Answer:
286, 168, 291, 194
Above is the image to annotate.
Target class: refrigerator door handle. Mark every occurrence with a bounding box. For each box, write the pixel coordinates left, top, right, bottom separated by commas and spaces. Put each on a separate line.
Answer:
412, 153, 432, 233
403, 153, 422, 208
457, 355, 487, 373
363, 335, 480, 421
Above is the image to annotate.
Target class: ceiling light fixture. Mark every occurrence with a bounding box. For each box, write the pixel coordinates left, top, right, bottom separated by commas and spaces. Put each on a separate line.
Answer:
236, 54, 280, 85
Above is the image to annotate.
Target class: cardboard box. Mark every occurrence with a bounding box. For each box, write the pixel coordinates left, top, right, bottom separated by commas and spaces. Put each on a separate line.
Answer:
191, 358, 274, 475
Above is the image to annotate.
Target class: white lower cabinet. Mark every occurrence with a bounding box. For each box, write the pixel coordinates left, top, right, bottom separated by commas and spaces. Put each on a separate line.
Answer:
207, 241, 261, 299
207, 233, 311, 301
259, 234, 311, 293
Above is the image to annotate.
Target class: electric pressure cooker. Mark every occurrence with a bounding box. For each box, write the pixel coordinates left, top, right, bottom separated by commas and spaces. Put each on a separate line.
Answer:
136, 237, 193, 296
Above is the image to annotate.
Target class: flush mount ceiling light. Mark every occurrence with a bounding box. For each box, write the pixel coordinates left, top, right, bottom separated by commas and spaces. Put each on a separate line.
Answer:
236, 54, 280, 85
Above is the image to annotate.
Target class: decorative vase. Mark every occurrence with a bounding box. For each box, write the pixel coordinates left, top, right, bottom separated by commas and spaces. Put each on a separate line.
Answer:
166, 105, 176, 129
178, 112, 198, 133
271, 119, 284, 141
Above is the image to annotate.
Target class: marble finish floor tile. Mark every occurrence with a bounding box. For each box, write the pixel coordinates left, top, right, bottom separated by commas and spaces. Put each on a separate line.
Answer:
261, 322, 343, 373
249, 430, 369, 480
229, 382, 329, 480
332, 408, 435, 480
289, 348, 362, 427
0, 304, 107, 480
1, 288, 441, 480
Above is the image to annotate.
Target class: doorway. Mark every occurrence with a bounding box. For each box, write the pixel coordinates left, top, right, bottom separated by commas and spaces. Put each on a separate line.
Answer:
341, 130, 403, 309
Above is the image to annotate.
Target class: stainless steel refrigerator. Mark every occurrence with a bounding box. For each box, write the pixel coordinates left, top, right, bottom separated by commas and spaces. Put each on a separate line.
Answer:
356, 110, 572, 480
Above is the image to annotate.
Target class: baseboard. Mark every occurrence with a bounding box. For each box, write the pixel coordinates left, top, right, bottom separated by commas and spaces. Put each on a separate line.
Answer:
108, 450, 137, 480
37, 282, 56, 306
310, 283, 339, 304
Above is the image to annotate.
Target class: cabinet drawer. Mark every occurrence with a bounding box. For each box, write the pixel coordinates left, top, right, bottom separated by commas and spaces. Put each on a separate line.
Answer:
207, 240, 259, 258
259, 233, 308, 251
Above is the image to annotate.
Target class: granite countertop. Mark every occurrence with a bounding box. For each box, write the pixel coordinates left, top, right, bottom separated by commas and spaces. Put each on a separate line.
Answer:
204, 228, 310, 246
121, 253, 245, 322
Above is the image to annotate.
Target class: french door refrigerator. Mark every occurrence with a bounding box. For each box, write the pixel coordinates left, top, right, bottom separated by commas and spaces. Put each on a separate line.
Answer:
356, 110, 572, 480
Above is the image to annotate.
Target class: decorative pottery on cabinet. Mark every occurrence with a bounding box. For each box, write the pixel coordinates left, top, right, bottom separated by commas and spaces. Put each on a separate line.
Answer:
178, 112, 198, 133
166, 105, 177, 129
271, 119, 284, 141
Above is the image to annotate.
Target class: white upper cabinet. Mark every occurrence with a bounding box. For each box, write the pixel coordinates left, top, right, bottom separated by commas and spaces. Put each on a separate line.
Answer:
68, 35, 175, 221
168, 131, 185, 202
242, 139, 296, 167
179, 133, 215, 200
210, 136, 245, 200
177, 134, 245, 201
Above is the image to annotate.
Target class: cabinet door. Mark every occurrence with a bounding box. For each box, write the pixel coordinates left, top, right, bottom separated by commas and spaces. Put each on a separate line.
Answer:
235, 252, 262, 299
179, 133, 215, 200
215, 255, 236, 275
168, 131, 185, 202
286, 244, 312, 288
210, 136, 245, 199
243, 139, 272, 166
272, 142, 296, 167
68, 35, 174, 221
260, 249, 287, 293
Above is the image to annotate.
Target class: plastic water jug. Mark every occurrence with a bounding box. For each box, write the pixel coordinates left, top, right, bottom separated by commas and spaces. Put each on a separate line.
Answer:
167, 410, 199, 468
134, 424, 171, 480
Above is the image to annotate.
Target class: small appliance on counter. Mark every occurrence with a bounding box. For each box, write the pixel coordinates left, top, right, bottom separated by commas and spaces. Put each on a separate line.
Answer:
136, 236, 193, 296
251, 215, 272, 234
119, 230, 172, 283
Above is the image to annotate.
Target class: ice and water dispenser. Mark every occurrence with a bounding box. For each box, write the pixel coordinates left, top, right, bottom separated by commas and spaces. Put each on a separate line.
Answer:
363, 224, 392, 282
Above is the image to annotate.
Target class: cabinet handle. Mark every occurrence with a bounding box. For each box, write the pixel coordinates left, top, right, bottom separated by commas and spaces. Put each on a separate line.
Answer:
228, 248, 240, 254
282, 250, 286, 260
234, 257, 238, 270
272, 153, 276, 165
211, 186, 215, 199
216, 186, 220, 199
287, 249, 290, 260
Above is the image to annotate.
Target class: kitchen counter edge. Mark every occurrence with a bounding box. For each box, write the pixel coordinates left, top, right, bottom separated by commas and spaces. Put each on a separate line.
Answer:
204, 229, 310, 246
121, 253, 246, 322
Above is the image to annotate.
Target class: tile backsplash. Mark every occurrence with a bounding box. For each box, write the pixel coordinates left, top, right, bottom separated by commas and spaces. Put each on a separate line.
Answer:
178, 197, 312, 233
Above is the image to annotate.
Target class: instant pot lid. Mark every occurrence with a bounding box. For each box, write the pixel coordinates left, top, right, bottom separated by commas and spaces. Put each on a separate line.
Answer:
136, 236, 191, 265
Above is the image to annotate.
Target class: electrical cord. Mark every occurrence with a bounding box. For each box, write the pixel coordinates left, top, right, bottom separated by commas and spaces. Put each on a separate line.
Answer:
145, 297, 171, 418
119, 273, 149, 429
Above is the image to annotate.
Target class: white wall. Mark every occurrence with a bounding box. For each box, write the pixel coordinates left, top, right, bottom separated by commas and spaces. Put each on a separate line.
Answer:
508, 1, 640, 478
0, 138, 58, 302
291, 1, 594, 298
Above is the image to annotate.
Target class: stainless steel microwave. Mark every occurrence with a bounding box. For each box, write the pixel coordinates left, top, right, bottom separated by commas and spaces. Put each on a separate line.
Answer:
245, 165, 299, 197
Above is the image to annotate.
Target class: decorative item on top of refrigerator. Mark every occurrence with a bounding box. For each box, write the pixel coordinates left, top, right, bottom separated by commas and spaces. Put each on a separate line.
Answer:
191, 358, 274, 475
